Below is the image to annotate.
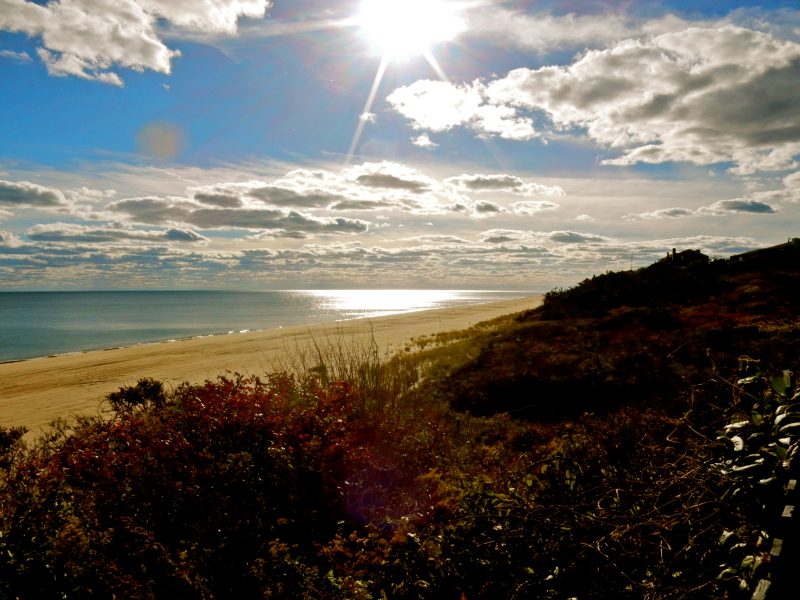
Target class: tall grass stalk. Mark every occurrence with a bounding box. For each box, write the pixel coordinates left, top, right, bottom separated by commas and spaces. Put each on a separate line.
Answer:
275, 325, 427, 427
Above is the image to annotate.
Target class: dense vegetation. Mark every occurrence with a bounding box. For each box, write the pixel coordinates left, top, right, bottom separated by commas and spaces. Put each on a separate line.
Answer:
0, 242, 798, 598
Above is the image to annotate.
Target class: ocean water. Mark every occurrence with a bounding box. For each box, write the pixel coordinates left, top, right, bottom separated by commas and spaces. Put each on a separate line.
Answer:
0, 290, 530, 362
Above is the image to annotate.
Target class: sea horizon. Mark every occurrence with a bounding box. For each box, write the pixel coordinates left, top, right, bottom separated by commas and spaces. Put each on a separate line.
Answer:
0, 289, 536, 363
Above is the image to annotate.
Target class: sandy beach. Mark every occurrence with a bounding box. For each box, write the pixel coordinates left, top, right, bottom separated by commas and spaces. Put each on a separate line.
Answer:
0, 295, 541, 438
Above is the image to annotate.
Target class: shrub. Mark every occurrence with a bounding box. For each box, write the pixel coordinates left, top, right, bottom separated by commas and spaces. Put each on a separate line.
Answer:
106, 377, 167, 413
0, 375, 364, 598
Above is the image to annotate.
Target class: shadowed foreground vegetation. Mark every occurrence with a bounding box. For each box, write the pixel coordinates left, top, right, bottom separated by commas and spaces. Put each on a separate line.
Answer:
0, 242, 799, 598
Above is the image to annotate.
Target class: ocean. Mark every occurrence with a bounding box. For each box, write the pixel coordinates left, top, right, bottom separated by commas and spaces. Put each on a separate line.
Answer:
0, 290, 531, 362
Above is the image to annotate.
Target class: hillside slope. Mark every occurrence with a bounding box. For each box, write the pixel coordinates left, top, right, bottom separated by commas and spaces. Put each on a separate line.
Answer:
437, 240, 800, 419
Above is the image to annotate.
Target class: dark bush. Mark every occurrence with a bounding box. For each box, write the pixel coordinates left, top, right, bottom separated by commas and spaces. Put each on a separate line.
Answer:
0, 375, 363, 599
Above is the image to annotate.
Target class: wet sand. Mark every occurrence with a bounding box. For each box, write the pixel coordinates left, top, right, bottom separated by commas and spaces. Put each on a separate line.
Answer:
0, 295, 541, 438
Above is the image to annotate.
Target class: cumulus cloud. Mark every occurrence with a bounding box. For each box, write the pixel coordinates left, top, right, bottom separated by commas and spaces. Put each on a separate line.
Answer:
446, 173, 564, 197
477, 229, 610, 246
356, 174, 430, 193
625, 198, 777, 220
481, 232, 518, 244
0, 0, 271, 84
192, 190, 246, 208
399, 234, 471, 244
0, 49, 31, 62
737, 169, 800, 206
188, 162, 569, 220
391, 25, 800, 175
0, 179, 68, 208
510, 201, 559, 215
0, 231, 23, 247
489, 25, 800, 175
189, 181, 349, 209
625, 207, 697, 220
473, 201, 504, 215
548, 231, 609, 244
7, 160, 781, 288
466, 7, 693, 53
108, 196, 369, 235
387, 79, 537, 141
137, 0, 269, 33
0, 222, 767, 288
93, 161, 573, 233
329, 199, 397, 211
348, 162, 434, 193
164, 227, 207, 242
412, 134, 438, 149
700, 199, 778, 215
249, 186, 348, 208
778, 170, 800, 202
67, 187, 117, 203
26, 222, 207, 244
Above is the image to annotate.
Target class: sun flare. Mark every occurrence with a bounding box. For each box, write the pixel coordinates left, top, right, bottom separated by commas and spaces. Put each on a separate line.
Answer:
357, 0, 466, 59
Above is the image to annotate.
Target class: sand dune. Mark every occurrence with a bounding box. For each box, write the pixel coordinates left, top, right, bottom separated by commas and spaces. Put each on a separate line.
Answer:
0, 295, 541, 438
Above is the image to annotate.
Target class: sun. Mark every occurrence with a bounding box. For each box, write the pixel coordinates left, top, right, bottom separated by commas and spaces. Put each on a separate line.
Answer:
356, 0, 466, 60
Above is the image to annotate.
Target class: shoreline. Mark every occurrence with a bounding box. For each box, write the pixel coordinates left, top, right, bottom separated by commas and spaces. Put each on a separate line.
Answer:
0, 290, 532, 365
0, 300, 514, 366
0, 294, 542, 438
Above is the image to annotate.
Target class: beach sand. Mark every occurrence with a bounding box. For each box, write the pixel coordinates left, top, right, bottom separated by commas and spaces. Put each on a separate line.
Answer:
0, 295, 541, 438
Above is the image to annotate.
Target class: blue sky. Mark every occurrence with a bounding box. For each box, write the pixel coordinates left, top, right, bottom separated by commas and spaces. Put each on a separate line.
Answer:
0, 0, 798, 290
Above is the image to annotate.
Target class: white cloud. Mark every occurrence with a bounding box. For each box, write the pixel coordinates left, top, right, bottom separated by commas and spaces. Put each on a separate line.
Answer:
625, 207, 697, 220
465, 7, 693, 53
0, 230, 23, 246
699, 199, 779, 216
386, 79, 537, 141
783, 170, 800, 201
5, 162, 577, 238
0, 0, 271, 84
2, 159, 785, 288
390, 24, 800, 176
473, 200, 504, 216
486, 25, 800, 175
0, 179, 69, 208
547, 231, 610, 244
0, 49, 31, 62
108, 195, 370, 236
66, 187, 118, 205
350, 162, 433, 193
26, 222, 207, 244
446, 173, 564, 197
738, 169, 800, 206
37, 48, 124, 86
412, 134, 438, 149
0, 220, 769, 288
387, 80, 483, 132
510, 201, 559, 215
359, 112, 377, 123
625, 198, 777, 220
138, 0, 268, 33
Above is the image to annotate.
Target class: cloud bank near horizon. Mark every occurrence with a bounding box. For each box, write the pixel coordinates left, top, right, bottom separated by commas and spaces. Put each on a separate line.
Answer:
1, 2, 798, 289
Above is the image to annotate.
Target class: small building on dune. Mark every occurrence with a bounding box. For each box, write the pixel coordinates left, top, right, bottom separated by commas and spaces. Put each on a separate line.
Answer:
730, 238, 800, 266
660, 248, 711, 267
